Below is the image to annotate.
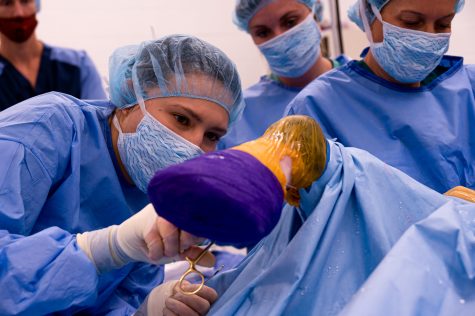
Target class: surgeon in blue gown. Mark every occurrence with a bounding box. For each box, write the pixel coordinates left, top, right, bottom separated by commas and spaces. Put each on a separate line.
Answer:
219, 0, 349, 149
197, 139, 475, 315
286, 0, 474, 194
0, 0, 105, 110
0, 34, 244, 315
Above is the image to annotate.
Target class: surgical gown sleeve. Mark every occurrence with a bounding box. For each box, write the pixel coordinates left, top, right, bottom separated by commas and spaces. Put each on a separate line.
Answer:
0, 139, 99, 314
0, 120, 160, 314
0, 228, 99, 314
80, 52, 106, 99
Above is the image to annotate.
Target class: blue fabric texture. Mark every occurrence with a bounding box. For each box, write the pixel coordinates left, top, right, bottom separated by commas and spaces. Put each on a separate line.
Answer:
258, 14, 322, 78
219, 55, 350, 149
348, 0, 465, 31
0, 44, 105, 110
233, 0, 317, 31
0, 92, 162, 314
338, 201, 475, 316
108, 35, 244, 127
115, 112, 204, 193
286, 55, 475, 193
207, 141, 475, 315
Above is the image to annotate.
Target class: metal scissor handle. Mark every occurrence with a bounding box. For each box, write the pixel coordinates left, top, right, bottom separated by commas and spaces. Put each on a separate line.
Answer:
178, 242, 214, 295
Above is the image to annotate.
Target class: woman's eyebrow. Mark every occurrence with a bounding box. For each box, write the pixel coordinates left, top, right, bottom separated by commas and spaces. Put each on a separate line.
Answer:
169, 104, 203, 123
279, 10, 300, 23
399, 10, 423, 17
210, 126, 228, 135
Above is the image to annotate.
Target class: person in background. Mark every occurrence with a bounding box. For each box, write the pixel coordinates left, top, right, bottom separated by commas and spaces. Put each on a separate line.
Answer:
219, 0, 349, 149
286, 0, 474, 194
0, 34, 244, 315
0, 0, 105, 110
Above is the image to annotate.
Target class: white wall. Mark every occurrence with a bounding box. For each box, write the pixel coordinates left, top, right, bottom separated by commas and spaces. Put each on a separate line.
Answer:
36, 0, 268, 90
36, 0, 475, 92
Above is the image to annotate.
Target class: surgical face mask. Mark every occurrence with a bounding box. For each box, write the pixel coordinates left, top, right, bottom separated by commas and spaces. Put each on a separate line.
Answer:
0, 14, 37, 43
360, 2, 450, 84
257, 13, 322, 78
113, 106, 204, 193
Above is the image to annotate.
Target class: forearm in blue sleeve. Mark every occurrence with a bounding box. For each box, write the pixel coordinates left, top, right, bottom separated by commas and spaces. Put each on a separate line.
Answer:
0, 228, 99, 315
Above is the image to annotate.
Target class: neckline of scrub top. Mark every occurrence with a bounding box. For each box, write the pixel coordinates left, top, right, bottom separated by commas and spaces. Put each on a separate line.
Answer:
264, 74, 304, 92
356, 60, 449, 87
0, 43, 51, 91
266, 57, 344, 91
352, 47, 464, 93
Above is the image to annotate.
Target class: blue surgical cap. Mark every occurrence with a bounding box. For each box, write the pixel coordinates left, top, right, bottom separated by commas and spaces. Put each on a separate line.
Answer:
234, 0, 317, 31
108, 35, 245, 126
348, 0, 465, 31
36, 0, 40, 12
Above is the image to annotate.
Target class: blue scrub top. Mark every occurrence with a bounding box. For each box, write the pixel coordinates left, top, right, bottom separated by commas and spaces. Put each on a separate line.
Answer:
0, 44, 106, 111
219, 55, 349, 149
287, 54, 475, 193
0, 92, 162, 315
207, 141, 475, 315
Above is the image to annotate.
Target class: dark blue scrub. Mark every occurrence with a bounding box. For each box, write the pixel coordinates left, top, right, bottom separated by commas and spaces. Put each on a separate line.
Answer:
0, 43, 106, 110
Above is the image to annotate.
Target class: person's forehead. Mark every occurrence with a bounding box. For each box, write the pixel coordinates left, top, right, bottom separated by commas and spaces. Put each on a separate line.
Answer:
250, 0, 309, 26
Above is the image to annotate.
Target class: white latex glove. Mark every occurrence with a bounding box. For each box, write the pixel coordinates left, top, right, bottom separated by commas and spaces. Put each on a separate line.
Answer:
135, 280, 218, 316
77, 204, 215, 273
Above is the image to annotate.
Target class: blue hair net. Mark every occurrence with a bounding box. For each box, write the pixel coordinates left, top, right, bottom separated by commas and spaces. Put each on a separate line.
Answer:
35, 0, 40, 12
108, 34, 245, 126
234, 0, 316, 31
348, 0, 465, 31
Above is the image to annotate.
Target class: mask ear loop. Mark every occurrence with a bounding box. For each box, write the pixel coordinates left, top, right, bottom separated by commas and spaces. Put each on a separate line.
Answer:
359, 0, 384, 45
112, 45, 149, 135
131, 55, 150, 119
112, 115, 123, 134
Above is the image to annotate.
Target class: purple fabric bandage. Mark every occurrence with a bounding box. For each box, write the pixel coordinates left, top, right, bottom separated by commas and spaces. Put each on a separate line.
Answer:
147, 149, 284, 245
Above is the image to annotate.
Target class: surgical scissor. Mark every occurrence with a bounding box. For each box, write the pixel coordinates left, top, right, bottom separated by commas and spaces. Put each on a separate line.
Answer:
178, 241, 215, 295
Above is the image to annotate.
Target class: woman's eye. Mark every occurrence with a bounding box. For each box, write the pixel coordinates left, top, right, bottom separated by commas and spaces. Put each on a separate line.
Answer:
402, 20, 422, 27
205, 132, 220, 142
173, 114, 190, 126
436, 23, 451, 31
255, 28, 270, 38
283, 17, 298, 29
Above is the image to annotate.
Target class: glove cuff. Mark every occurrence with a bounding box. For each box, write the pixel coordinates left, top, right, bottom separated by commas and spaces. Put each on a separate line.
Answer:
77, 226, 130, 274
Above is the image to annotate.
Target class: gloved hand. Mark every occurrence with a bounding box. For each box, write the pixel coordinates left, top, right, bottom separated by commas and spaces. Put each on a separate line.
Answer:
77, 203, 215, 273
135, 280, 218, 316
444, 186, 475, 203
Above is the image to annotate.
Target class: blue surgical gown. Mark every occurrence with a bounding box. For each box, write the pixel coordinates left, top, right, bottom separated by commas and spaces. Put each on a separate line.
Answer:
0, 92, 162, 315
0, 44, 106, 111
286, 54, 475, 193
219, 56, 349, 149
207, 140, 475, 315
